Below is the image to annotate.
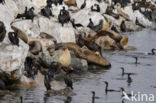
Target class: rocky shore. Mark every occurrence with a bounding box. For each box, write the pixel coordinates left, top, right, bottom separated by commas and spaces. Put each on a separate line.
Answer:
0, 0, 156, 91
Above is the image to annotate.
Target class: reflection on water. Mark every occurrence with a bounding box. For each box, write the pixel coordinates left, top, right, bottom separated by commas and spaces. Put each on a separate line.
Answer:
0, 29, 156, 103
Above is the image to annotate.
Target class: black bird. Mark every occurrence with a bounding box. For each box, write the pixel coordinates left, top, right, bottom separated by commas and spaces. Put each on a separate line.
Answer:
87, 18, 94, 29
120, 20, 126, 32
58, 7, 70, 26
0, 79, 6, 90
80, 0, 86, 9
25, 7, 35, 22
0, 0, 5, 4
41, 6, 54, 19
77, 34, 84, 47
132, 3, 139, 12
92, 20, 103, 32
24, 56, 39, 79
8, 32, 19, 46
148, 48, 156, 55
16, 7, 27, 19
104, 81, 120, 94
44, 74, 51, 91
64, 96, 72, 103
46, 0, 52, 8
120, 87, 131, 97
111, 25, 119, 33
120, 67, 136, 76
70, 19, 84, 29
0, 21, 6, 42
135, 17, 145, 28
91, 4, 100, 12
58, 0, 63, 5
91, 91, 100, 103
64, 73, 73, 89
133, 56, 138, 64
48, 62, 57, 81
127, 73, 132, 86
20, 96, 23, 103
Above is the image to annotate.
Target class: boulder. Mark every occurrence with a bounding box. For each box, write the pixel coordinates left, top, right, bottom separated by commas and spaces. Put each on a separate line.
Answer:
0, 40, 29, 83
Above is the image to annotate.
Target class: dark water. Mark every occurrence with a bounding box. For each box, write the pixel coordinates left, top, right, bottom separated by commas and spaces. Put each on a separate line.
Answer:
0, 29, 156, 103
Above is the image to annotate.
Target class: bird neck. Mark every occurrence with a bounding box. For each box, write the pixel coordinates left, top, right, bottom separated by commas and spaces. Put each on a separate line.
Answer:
105, 83, 108, 91
152, 49, 155, 54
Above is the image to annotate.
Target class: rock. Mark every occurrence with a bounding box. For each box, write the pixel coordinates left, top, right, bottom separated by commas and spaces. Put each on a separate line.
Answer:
39, 17, 76, 43
12, 19, 40, 39
0, 40, 29, 83
72, 9, 106, 27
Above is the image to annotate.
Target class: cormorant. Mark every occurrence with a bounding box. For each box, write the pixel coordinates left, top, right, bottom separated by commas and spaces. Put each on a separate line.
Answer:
91, 4, 100, 12
0, 21, 6, 42
70, 19, 84, 29
104, 81, 120, 94
44, 74, 51, 91
41, 6, 54, 19
120, 67, 136, 76
91, 91, 100, 103
58, 7, 70, 26
80, 0, 86, 9
25, 7, 35, 22
148, 48, 156, 55
8, 32, 19, 46
64, 73, 73, 89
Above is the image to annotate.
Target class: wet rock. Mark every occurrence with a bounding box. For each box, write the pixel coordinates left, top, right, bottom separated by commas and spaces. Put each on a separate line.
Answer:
0, 40, 29, 82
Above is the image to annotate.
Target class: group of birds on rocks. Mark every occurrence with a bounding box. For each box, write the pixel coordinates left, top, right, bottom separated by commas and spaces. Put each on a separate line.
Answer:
0, 0, 156, 103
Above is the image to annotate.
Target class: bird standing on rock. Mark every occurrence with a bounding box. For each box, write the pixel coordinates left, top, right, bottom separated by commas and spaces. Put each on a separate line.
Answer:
70, 19, 84, 29
0, 21, 6, 42
64, 72, 73, 89
80, 0, 86, 9
41, 6, 54, 19
0, 0, 5, 4
25, 7, 35, 22
58, 7, 70, 26
8, 32, 19, 46
91, 4, 100, 12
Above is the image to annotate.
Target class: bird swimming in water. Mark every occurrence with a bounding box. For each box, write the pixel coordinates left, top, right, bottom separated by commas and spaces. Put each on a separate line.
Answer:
91, 91, 100, 103
148, 48, 156, 55
8, 32, 19, 46
44, 74, 51, 91
80, 0, 86, 9
104, 81, 120, 94
0, 0, 5, 4
20, 96, 23, 103
127, 73, 132, 86
91, 4, 100, 12
120, 67, 136, 76
58, 7, 70, 26
0, 21, 6, 42
41, 6, 54, 19
70, 19, 84, 29
64, 73, 73, 89
133, 56, 138, 64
